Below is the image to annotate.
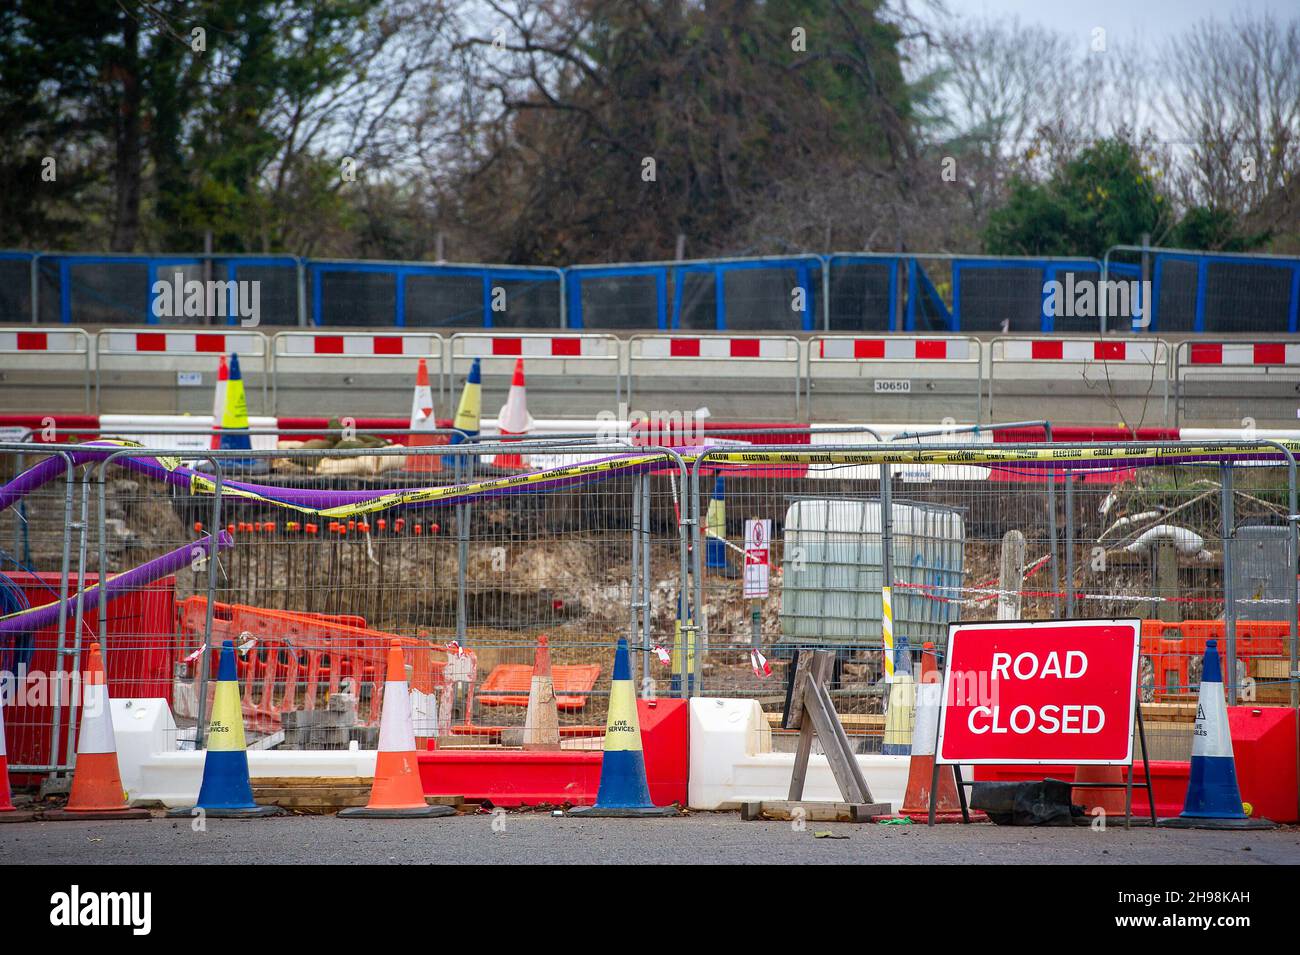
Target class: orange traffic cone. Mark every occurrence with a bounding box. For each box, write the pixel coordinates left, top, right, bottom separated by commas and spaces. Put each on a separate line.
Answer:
404, 357, 442, 473
339, 641, 456, 818
1073, 764, 1127, 820
523, 635, 561, 751
491, 358, 533, 470
44, 643, 149, 820
0, 691, 36, 823
898, 643, 983, 823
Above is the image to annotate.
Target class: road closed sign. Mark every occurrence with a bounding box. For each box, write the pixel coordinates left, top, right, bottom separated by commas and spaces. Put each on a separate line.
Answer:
936, 619, 1141, 765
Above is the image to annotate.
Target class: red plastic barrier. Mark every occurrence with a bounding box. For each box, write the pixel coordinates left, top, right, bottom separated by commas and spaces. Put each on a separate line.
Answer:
419, 698, 689, 807
2, 571, 175, 778
0, 414, 100, 443
972, 706, 1299, 822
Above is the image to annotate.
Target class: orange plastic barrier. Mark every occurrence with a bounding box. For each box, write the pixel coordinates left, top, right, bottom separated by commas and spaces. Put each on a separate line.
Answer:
1141, 619, 1290, 699
476, 663, 601, 710
176, 597, 478, 733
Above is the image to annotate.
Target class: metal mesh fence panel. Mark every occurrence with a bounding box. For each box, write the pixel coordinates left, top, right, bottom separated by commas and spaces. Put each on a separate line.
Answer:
570, 272, 662, 329
1204, 261, 1294, 334
0, 257, 32, 324
955, 263, 1044, 332
1154, 257, 1199, 332
228, 262, 299, 327
316, 270, 397, 326
828, 258, 895, 332
404, 273, 482, 327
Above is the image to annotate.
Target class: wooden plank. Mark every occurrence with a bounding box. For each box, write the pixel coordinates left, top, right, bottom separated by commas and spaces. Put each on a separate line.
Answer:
742, 800, 892, 822
767, 712, 884, 730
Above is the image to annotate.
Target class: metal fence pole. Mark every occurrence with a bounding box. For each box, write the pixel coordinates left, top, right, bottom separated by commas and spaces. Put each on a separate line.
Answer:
64, 462, 94, 775
880, 461, 895, 680
1220, 461, 1237, 704
196, 459, 223, 750
641, 472, 652, 679
629, 471, 641, 690
1064, 471, 1076, 618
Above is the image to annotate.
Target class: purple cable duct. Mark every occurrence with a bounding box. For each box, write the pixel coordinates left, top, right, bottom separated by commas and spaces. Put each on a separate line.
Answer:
0, 443, 671, 514
0, 531, 232, 636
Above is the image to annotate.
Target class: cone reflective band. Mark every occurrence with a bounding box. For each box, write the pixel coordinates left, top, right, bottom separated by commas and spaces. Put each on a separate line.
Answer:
569, 638, 675, 816
1164, 640, 1274, 829
168, 641, 283, 818
341, 641, 455, 818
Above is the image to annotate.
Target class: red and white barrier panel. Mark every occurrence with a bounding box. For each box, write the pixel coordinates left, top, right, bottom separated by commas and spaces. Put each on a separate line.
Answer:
0, 330, 87, 353
1185, 342, 1300, 365
816, 338, 975, 360
637, 337, 793, 359
100, 330, 266, 355
997, 339, 1164, 362
459, 335, 615, 358
278, 334, 440, 356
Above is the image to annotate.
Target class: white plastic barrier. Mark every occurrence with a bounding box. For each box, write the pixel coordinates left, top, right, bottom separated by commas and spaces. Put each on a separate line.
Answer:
112, 698, 379, 808
99, 414, 279, 454
687, 697, 910, 811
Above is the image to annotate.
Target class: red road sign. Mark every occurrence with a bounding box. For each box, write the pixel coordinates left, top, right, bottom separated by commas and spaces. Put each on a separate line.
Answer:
936, 619, 1141, 765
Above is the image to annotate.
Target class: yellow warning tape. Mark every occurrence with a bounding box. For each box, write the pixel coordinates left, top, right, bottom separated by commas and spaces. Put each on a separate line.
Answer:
166, 441, 1300, 519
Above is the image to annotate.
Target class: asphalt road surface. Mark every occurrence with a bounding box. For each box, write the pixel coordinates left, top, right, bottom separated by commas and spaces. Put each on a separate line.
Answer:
3, 812, 1299, 864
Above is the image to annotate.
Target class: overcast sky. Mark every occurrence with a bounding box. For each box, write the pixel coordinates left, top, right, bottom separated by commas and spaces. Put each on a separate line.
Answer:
938, 0, 1295, 55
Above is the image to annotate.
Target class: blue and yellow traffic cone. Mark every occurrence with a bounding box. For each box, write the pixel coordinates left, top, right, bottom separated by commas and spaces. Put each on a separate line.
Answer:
168, 641, 284, 818
881, 634, 916, 755
569, 639, 677, 817
1163, 640, 1273, 830
442, 358, 481, 470
218, 353, 256, 469
704, 475, 733, 574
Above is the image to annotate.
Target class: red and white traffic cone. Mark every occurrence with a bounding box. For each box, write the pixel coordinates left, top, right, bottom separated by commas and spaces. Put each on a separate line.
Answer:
0, 691, 36, 823
491, 358, 533, 470
44, 643, 150, 820
404, 357, 442, 473
522, 635, 561, 751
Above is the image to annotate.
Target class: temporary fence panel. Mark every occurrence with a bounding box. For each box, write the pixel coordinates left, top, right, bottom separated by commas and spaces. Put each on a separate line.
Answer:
0, 253, 34, 325
307, 261, 564, 329
450, 333, 622, 420
0, 328, 92, 414
1151, 252, 1300, 334
669, 257, 823, 332
826, 254, 902, 332
35, 254, 301, 326
94, 329, 271, 415
626, 334, 802, 422
566, 265, 668, 329
988, 337, 1171, 428
806, 335, 982, 424
686, 443, 1298, 752
1174, 340, 1300, 428
272, 331, 446, 418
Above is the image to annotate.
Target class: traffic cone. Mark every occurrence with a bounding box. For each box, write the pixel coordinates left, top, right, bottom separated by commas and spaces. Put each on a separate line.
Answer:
218, 353, 255, 467
341, 641, 456, 818
442, 358, 482, 470
0, 691, 36, 823
881, 635, 915, 755
167, 641, 284, 818
522, 635, 561, 751
1072, 765, 1127, 819
44, 643, 150, 820
569, 638, 677, 816
210, 354, 228, 450
491, 358, 533, 469
898, 643, 982, 822
404, 358, 442, 473
704, 475, 733, 574
1163, 640, 1274, 829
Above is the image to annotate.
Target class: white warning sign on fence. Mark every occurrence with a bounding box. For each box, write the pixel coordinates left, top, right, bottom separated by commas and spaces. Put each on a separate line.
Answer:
743, 519, 772, 599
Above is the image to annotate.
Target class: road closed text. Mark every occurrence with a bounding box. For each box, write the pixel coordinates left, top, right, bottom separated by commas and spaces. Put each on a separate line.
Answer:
937, 621, 1140, 764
